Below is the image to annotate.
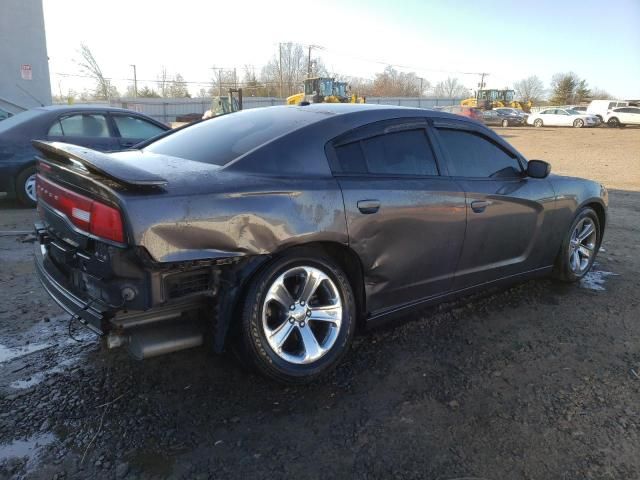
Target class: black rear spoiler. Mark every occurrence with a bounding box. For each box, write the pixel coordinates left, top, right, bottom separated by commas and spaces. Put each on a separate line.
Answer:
32, 140, 168, 187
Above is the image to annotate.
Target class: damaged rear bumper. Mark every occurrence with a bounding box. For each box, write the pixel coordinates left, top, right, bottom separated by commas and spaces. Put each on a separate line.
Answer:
34, 242, 107, 335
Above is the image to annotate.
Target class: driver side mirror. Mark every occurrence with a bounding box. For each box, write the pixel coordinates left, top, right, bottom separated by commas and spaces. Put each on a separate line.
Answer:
527, 160, 551, 178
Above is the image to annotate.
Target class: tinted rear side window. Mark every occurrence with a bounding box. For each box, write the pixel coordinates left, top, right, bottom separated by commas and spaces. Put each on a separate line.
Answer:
145, 108, 316, 166
335, 129, 439, 176
437, 128, 521, 178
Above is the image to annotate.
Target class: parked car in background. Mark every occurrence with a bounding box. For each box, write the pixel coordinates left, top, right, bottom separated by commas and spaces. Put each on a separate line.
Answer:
495, 107, 528, 120
33, 104, 607, 384
527, 108, 600, 128
482, 109, 525, 127
604, 106, 640, 127
438, 105, 484, 122
587, 99, 629, 121
0, 105, 169, 206
0, 108, 12, 121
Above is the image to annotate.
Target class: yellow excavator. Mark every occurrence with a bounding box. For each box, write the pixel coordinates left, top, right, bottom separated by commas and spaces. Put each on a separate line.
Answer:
461, 89, 531, 112
286, 77, 365, 105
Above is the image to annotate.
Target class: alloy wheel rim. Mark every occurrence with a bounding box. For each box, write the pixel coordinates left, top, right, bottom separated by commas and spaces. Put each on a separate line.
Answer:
568, 218, 597, 274
25, 174, 37, 202
262, 266, 343, 365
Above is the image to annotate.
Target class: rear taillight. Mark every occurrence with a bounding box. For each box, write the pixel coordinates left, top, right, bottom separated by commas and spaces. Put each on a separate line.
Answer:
36, 174, 125, 243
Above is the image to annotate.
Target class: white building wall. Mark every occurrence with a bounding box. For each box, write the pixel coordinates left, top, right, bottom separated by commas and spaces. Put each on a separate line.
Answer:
0, 0, 52, 113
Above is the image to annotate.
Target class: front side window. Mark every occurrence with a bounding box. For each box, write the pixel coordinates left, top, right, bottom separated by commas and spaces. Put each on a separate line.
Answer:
334, 129, 439, 176
437, 128, 521, 178
50, 114, 109, 138
113, 115, 164, 140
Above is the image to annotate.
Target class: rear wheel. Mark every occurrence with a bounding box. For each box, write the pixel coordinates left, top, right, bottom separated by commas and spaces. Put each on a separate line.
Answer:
554, 207, 600, 282
573, 119, 584, 128
15, 166, 37, 207
533, 119, 543, 127
235, 249, 356, 384
607, 117, 620, 128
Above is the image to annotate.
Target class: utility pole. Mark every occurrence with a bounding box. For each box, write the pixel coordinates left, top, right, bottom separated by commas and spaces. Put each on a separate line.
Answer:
130, 64, 138, 98
418, 77, 424, 97
307, 44, 312, 78
278, 43, 283, 98
217, 68, 223, 96
478, 72, 488, 92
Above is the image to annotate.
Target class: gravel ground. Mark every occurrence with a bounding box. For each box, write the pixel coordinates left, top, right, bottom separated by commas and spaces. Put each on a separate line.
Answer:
0, 126, 639, 479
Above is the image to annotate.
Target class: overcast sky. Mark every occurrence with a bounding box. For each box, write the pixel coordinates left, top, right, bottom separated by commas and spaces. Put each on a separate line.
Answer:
43, 0, 640, 97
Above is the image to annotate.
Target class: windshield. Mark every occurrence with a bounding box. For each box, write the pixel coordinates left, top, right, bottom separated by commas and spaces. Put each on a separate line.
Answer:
319, 79, 333, 96
0, 108, 43, 133
566, 109, 582, 115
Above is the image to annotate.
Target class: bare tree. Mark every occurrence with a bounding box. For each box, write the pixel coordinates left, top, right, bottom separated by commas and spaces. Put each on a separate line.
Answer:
590, 87, 612, 100
261, 43, 317, 97
371, 66, 425, 96
514, 75, 545, 104
433, 77, 469, 99
166, 73, 190, 98
76, 43, 118, 100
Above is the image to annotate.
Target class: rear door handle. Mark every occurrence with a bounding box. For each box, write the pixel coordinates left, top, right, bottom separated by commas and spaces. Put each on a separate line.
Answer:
470, 200, 492, 213
357, 199, 380, 214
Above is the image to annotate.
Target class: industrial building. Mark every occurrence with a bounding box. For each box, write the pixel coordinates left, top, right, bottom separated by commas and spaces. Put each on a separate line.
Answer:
0, 0, 51, 114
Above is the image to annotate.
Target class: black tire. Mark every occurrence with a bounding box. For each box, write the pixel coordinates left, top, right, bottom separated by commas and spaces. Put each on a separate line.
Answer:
553, 207, 600, 282
502, 119, 509, 127
533, 119, 543, 127
573, 119, 584, 128
234, 248, 356, 384
607, 117, 620, 128
15, 166, 37, 207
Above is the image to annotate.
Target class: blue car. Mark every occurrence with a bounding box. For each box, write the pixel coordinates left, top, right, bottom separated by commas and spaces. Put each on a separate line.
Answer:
0, 105, 169, 206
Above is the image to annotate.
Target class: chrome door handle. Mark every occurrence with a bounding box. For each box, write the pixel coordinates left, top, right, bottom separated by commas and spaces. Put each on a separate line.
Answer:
357, 200, 380, 214
471, 200, 491, 213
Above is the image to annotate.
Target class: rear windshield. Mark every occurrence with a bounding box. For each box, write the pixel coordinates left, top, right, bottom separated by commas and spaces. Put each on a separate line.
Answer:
144, 107, 316, 166
0, 108, 43, 133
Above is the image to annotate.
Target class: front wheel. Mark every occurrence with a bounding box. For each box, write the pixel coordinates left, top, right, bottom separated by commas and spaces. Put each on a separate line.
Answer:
533, 119, 543, 127
235, 249, 356, 384
573, 119, 584, 128
554, 207, 600, 282
15, 166, 37, 207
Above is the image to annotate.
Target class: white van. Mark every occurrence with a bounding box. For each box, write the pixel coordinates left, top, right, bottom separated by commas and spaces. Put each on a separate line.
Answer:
587, 100, 629, 120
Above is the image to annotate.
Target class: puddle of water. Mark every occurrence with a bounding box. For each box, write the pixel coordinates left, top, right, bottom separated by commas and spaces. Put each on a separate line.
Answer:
580, 269, 619, 291
0, 432, 55, 469
0, 342, 52, 364
10, 357, 80, 389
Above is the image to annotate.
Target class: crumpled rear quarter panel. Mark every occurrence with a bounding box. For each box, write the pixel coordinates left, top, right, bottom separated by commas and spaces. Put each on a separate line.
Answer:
122, 175, 348, 263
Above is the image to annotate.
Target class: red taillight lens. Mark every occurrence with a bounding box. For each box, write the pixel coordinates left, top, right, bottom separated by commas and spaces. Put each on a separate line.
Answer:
36, 174, 125, 243
90, 201, 124, 243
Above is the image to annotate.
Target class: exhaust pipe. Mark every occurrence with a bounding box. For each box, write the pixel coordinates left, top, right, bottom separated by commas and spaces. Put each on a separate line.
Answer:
126, 321, 204, 360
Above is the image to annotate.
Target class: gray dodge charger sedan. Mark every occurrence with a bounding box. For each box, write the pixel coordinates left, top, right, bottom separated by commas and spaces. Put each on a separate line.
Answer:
33, 104, 607, 384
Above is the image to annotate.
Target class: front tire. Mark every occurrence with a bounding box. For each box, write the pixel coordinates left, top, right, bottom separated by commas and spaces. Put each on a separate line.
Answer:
533, 119, 543, 127
235, 248, 356, 384
554, 207, 600, 282
573, 119, 584, 128
15, 166, 37, 207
